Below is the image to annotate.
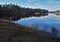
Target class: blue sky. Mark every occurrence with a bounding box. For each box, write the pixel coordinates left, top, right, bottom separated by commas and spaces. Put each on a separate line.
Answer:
0, 0, 60, 11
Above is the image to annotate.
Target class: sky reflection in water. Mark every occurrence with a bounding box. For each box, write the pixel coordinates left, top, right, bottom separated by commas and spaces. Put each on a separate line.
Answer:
15, 13, 60, 37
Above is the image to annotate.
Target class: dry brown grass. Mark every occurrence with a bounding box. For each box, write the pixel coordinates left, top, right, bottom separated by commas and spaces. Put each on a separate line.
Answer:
0, 20, 60, 42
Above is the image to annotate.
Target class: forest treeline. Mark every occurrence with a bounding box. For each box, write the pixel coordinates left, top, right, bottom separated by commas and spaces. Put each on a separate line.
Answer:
0, 4, 48, 20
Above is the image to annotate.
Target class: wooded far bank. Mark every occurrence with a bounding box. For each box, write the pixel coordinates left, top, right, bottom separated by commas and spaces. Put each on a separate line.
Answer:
0, 4, 48, 20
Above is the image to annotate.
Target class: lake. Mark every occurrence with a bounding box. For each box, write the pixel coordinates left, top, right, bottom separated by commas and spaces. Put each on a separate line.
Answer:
15, 13, 60, 37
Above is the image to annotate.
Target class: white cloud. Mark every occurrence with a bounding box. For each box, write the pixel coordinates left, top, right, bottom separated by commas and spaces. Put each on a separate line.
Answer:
22, 0, 60, 11
0, 0, 60, 11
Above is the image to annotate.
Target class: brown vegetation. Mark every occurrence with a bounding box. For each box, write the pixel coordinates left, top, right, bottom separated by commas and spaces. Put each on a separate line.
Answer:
0, 20, 60, 42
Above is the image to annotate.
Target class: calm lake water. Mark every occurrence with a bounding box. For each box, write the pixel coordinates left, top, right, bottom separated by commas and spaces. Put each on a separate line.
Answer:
15, 13, 60, 37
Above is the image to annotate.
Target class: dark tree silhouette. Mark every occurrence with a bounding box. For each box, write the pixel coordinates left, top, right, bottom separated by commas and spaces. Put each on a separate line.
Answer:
51, 27, 57, 38
0, 4, 49, 20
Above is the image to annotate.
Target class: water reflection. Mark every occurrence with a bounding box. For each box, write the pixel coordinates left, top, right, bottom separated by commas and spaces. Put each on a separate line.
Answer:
15, 13, 60, 37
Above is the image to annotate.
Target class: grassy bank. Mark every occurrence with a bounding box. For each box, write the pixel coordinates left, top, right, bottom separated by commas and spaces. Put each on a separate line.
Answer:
0, 20, 60, 42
